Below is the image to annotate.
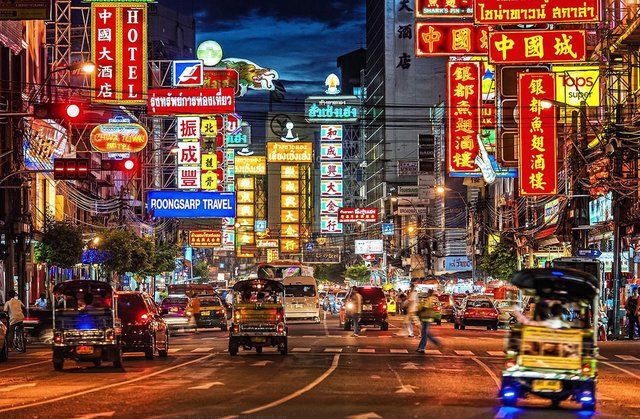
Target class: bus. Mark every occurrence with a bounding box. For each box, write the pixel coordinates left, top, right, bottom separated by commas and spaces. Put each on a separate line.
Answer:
256, 260, 313, 281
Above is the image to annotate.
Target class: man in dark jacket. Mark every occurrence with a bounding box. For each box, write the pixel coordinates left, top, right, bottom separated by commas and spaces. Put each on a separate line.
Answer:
626, 288, 639, 340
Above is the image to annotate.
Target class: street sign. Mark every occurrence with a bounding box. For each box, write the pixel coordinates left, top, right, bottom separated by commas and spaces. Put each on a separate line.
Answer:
382, 223, 394, 236
576, 249, 602, 258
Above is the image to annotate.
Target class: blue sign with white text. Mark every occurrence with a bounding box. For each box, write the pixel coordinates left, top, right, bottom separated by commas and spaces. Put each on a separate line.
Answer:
382, 223, 394, 236
147, 191, 236, 218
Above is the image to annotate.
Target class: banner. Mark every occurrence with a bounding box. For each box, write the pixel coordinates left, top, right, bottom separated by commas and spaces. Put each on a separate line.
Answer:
521, 326, 582, 370
475, 0, 600, 24
188, 231, 222, 248
488, 30, 586, 64
147, 88, 235, 115
147, 191, 236, 218
338, 208, 378, 223
518, 72, 557, 196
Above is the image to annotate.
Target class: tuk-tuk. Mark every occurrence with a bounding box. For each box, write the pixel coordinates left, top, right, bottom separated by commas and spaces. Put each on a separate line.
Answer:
52, 280, 123, 370
228, 279, 288, 355
500, 268, 598, 411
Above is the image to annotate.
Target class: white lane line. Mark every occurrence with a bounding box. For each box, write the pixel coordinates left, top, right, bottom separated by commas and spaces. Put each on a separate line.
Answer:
31, 351, 50, 357
0, 383, 37, 392
424, 349, 441, 355
242, 354, 341, 415
168, 348, 182, 354
191, 348, 212, 353
597, 355, 608, 360
455, 350, 475, 356
487, 351, 506, 357
357, 348, 376, 353
0, 353, 215, 413
291, 348, 311, 353
616, 355, 640, 361
324, 348, 343, 353
0, 360, 49, 373
323, 317, 329, 337
302, 335, 316, 338
188, 382, 223, 390
602, 361, 640, 380
471, 357, 501, 389
390, 349, 409, 354
327, 335, 343, 338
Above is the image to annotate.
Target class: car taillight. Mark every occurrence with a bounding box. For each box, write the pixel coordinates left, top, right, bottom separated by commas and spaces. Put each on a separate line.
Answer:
381, 304, 387, 311
186, 311, 192, 316
54, 332, 64, 344
505, 359, 516, 369
582, 363, 592, 374
277, 323, 285, 333
435, 306, 441, 311
140, 313, 148, 320
464, 310, 471, 315
232, 324, 239, 332
235, 312, 241, 321
106, 329, 116, 341
218, 309, 226, 314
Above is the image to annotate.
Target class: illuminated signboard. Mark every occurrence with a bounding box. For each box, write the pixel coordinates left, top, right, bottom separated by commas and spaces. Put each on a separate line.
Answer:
447, 61, 481, 174
188, 231, 222, 248
172, 60, 203, 87
147, 191, 236, 218
281, 180, 300, 194
235, 155, 266, 175
90, 123, 148, 153
24, 118, 66, 170
474, 0, 600, 24
267, 142, 313, 163
321, 198, 343, 215
415, 23, 489, 57
488, 30, 587, 64
320, 161, 343, 179
321, 180, 343, 197
281, 209, 300, 223
281, 194, 300, 208
257, 239, 279, 248
320, 216, 343, 234
92, 3, 147, 104
554, 66, 600, 107
355, 240, 384, 255
305, 96, 359, 123
321, 125, 343, 141
338, 208, 379, 223
203, 68, 240, 96
280, 238, 300, 254
415, 0, 472, 17
320, 143, 343, 160
237, 190, 255, 203
518, 72, 557, 196
147, 88, 235, 115
176, 116, 201, 139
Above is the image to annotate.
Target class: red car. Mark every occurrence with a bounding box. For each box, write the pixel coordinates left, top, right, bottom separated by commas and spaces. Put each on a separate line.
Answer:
436, 294, 455, 322
454, 297, 499, 330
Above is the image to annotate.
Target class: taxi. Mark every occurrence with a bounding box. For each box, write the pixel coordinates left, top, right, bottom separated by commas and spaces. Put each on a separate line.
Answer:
196, 295, 227, 330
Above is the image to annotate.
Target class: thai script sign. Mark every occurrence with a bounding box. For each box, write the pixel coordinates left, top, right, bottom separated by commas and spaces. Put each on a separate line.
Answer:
305, 96, 359, 123
203, 68, 240, 95
338, 208, 378, 223
147, 191, 236, 218
267, 142, 313, 163
518, 72, 557, 196
147, 88, 235, 115
474, 0, 600, 24
488, 30, 586, 64
90, 123, 148, 153
416, 23, 489, 56
188, 231, 222, 248
355, 240, 384, 255
235, 155, 266, 175
303, 247, 342, 263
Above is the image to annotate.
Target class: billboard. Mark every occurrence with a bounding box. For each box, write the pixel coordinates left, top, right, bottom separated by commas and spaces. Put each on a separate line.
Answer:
518, 72, 557, 196
90, 123, 148, 153
188, 231, 222, 248
415, 0, 472, 18
474, 0, 600, 24
147, 191, 236, 218
554, 66, 600, 107
203, 68, 240, 95
0, 1, 50, 20
147, 88, 235, 115
305, 96, 359, 123
589, 192, 613, 225
267, 142, 313, 163
415, 23, 489, 56
488, 30, 587, 64
235, 155, 266, 175
172, 60, 203, 87
355, 240, 384, 255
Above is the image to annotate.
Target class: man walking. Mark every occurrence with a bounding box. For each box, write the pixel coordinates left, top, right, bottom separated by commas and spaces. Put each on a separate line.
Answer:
416, 289, 442, 353
405, 284, 419, 337
626, 287, 639, 340
351, 288, 363, 337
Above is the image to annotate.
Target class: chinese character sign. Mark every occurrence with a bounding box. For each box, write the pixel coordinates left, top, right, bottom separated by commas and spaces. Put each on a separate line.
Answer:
488, 30, 586, 64
415, 23, 488, 57
474, 0, 600, 24
92, 4, 147, 104
447, 61, 481, 174
321, 125, 343, 141
177, 116, 201, 139
320, 143, 343, 160
517, 72, 557, 196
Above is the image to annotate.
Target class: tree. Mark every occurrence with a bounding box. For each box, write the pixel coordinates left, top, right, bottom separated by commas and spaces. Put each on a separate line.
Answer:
144, 242, 178, 276
479, 240, 518, 281
192, 260, 209, 282
98, 229, 152, 277
314, 264, 346, 283
345, 263, 370, 284
36, 219, 84, 268
129, 235, 154, 275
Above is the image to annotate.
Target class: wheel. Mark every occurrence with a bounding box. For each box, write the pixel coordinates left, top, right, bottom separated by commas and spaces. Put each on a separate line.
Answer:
343, 319, 351, 331
436, 320, 442, 326
159, 333, 169, 358
145, 335, 156, 360
460, 321, 466, 330
279, 339, 288, 355
582, 402, 596, 411
229, 338, 239, 356
93, 359, 102, 367
14, 325, 26, 353
256, 346, 263, 354
493, 324, 499, 331
487, 325, 492, 330
0, 336, 8, 362
113, 347, 123, 368
220, 324, 228, 332
380, 322, 389, 331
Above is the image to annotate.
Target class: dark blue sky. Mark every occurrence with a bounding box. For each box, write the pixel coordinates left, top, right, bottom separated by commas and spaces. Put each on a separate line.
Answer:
164, 0, 366, 97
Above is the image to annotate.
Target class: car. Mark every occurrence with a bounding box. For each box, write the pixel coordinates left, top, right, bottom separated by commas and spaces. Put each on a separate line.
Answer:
335, 291, 347, 306
160, 294, 195, 333
436, 294, 455, 322
454, 297, 499, 330
0, 312, 8, 362
340, 286, 388, 331
495, 299, 518, 326
118, 291, 169, 360
196, 295, 228, 330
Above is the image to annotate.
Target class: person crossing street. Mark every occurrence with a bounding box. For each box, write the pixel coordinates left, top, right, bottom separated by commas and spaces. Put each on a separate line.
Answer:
416, 289, 442, 353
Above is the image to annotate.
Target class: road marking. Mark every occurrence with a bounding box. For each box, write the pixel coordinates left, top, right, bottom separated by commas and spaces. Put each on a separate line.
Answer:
242, 354, 341, 415
0, 353, 215, 413
0, 383, 37, 392
302, 335, 316, 338
72, 411, 115, 419
328, 335, 343, 338
424, 349, 441, 355
597, 355, 607, 360
291, 347, 311, 352
191, 348, 212, 353
251, 360, 273, 367
169, 348, 182, 354
323, 317, 329, 337
455, 350, 475, 356
200, 337, 217, 340
395, 384, 419, 394
31, 351, 50, 357
616, 355, 640, 361
324, 348, 343, 353
0, 360, 49, 373
390, 349, 408, 354
370, 375, 381, 379
471, 357, 501, 389
602, 361, 640, 380
401, 362, 419, 370
357, 348, 375, 353
188, 382, 224, 390
487, 351, 506, 357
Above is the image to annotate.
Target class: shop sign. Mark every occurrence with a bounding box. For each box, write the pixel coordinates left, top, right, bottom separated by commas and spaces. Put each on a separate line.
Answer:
23, 118, 66, 170
177, 166, 201, 190
518, 72, 557, 196
396, 206, 427, 216
320, 198, 343, 215
147, 191, 236, 218
203, 68, 240, 95
474, 0, 600, 24
338, 208, 378, 223
544, 198, 560, 224
188, 231, 222, 248
554, 66, 600, 107
90, 123, 148, 153
177, 141, 201, 165
267, 142, 313, 163
321, 125, 343, 141
416, 23, 489, 56
321, 180, 343, 197
281, 165, 300, 179
235, 155, 266, 175
447, 61, 481, 174
398, 161, 419, 176
176, 116, 201, 139
303, 247, 342, 264
172, 60, 203, 87
415, 0, 472, 18
305, 96, 359, 123
92, 3, 147, 104
147, 88, 235, 115
488, 30, 587, 64
280, 238, 300, 253
236, 177, 254, 190
589, 192, 613, 225
225, 125, 251, 147
355, 240, 384, 255
0, 0, 50, 20
237, 190, 254, 203
320, 161, 343, 179
281, 209, 300, 223
320, 216, 343, 234
257, 239, 279, 248
320, 143, 343, 160
443, 256, 473, 271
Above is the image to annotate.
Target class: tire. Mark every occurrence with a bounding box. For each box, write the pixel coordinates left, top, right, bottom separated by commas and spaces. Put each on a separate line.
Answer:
460, 321, 466, 330
582, 402, 596, 412
487, 325, 492, 330
93, 359, 102, 367
598, 327, 606, 342
343, 319, 351, 331
256, 346, 263, 354
380, 322, 389, 331
113, 347, 123, 368
159, 333, 169, 358
501, 398, 517, 407
229, 338, 239, 356
14, 325, 26, 353
493, 324, 499, 331
145, 335, 156, 360
551, 399, 561, 409
436, 320, 441, 326
0, 337, 7, 362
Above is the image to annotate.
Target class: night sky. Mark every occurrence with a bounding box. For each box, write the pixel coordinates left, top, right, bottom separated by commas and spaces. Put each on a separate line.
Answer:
163, 0, 366, 98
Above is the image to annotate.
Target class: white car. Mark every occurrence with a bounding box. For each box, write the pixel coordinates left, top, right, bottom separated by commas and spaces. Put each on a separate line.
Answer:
495, 299, 519, 326
0, 313, 8, 361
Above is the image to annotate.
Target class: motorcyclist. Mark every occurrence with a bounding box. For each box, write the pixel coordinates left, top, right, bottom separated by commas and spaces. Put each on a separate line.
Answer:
3, 289, 25, 348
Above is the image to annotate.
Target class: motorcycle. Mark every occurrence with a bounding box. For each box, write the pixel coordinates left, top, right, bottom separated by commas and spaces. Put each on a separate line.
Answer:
597, 308, 608, 342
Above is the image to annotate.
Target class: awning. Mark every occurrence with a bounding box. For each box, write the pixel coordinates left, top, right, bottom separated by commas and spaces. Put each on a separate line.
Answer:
534, 225, 561, 248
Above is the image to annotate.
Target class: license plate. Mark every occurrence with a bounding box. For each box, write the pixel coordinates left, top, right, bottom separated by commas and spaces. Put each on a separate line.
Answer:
200, 311, 210, 316
252, 337, 266, 343
532, 379, 562, 392
76, 345, 94, 355
363, 304, 372, 311
170, 307, 178, 312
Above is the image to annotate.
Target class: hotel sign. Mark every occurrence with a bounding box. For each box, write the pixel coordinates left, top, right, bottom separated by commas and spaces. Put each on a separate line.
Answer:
475, 0, 600, 24
90, 123, 148, 153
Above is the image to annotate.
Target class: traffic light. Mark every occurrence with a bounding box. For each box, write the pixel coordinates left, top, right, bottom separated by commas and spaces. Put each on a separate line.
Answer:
53, 158, 90, 180
101, 158, 138, 173
33, 102, 83, 121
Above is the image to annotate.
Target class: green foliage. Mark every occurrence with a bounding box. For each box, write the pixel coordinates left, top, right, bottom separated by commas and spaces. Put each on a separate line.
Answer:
314, 263, 345, 283
192, 260, 210, 282
479, 240, 518, 281
145, 242, 178, 276
345, 263, 370, 284
36, 219, 84, 268
99, 229, 154, 276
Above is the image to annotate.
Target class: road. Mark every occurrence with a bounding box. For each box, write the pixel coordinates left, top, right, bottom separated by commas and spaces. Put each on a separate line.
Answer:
1, 313, 640, 418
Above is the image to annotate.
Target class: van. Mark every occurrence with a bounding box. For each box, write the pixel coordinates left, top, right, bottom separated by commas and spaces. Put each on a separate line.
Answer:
283, 276, 320, 323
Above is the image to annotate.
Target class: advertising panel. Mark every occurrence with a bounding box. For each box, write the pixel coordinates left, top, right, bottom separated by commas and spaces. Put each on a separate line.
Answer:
338, 208, 379, 223
188, 231, 222, 248
203, 68, 240, 95
355, 240, 384, 255
320, 162, 343, 179
147, 191, 236, 218
415, 23, 489, 56
321, 125, 343, 141
172, 60, 203, 87
488, 30, 587, 64
447, 61, 481, 174
305, 96, 359, 123
147, 88, 235, 115
320, 143, 343, 160
303, 247, 342, 264
520, 326, 582, 370
320, 216, 343, 234
544, 198, 561, 225
0, 1, 50, 20
90, 123, 148, 153
554, 66, 600, 107
518, 72, 557, 196
267, 142, 313, 163
474, 0, 600, 24
415, 0, 472, 18
320, 198, 342, 215
23, 118, 67, 170
589, 192, 613, 225
235, 155, 266, 175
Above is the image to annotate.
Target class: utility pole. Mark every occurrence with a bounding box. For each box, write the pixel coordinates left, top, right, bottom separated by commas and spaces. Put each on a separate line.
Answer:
612, 104, 623, 339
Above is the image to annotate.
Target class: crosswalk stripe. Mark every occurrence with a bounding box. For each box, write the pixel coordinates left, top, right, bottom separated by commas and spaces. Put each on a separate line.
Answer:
327, 335, 343, 338
357, 348, 376, 353
455, 350, 475, 356
424, 349, 441, 355
487, 351, 505, 356
191, 348, 212, 353
169, 348, 182, 354
390, 349, 409, 354
615, 355, 640, 361
302, 335, 316, 338
291, 347, 311, 352
324, 348, 343, 353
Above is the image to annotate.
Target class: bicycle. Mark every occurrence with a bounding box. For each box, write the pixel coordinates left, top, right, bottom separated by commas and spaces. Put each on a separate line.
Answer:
11, 322, 26, 353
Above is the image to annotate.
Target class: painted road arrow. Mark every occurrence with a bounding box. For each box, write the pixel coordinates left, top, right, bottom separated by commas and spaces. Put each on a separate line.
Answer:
401, 362, 419, 369
345, 412, 383, 419
72, 412, 115, 419
188, 382, 224, 390
395, 384, 419, 394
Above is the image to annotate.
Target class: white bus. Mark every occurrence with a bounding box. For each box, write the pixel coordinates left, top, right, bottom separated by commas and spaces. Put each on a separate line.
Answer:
283, 276, 320, 323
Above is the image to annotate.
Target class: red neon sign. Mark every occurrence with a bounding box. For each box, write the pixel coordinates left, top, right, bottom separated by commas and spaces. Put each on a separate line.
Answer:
488, 30, 587, 64
416, 23, 489, 57
475, 0, 600, 25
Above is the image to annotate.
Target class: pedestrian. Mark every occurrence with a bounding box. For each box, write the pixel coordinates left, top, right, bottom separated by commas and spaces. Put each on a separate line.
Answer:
404, 284, 420, 338
351, 287, 363, 337
625, 288, 639, 340
416, 289, 442, 353
397, 292, 407, 315
191, 294, 201, 333
35, 293, 48, 309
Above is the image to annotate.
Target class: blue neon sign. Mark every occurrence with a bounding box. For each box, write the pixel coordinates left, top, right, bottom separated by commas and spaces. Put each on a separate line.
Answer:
147, 191, 236, 218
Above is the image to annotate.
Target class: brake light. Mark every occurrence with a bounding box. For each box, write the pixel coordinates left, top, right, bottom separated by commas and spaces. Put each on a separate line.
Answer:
277, 323, 285, 333
106, 329, 116, 341
381, 304, 387, 311
140, 314, 148, 320
582, 363, 592, 374
505, 359, 516, 369
435, 306, 441, 311
54, 332, 64, 344
232, 324, 239, 332
218, 309, 226, 315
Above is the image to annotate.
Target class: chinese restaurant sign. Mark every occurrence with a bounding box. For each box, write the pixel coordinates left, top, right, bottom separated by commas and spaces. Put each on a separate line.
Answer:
488, 30, 586, 64
147, 88, 235, 115
188, 231, 222, 248
92, 3, 147, 104
267, 142, 313, 163
447, 61, 481, 174
338, 208, 379, 223
518, 72, 557, 196
90, 123, 148, 153
416, 23, 488, 56
415, 0, 472, 18
474, 0, 600, 24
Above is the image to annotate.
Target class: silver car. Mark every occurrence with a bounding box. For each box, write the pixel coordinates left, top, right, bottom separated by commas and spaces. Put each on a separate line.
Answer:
495, 299, 518, 326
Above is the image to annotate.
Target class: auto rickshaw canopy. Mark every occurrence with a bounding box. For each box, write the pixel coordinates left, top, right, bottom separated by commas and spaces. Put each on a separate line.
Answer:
511, 268, 598, 300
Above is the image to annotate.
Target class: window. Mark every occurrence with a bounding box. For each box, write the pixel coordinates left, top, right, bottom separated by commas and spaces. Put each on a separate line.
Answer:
286, 285, 316, 298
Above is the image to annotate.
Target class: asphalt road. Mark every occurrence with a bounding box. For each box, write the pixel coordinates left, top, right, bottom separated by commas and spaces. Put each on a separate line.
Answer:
1, 312, 640, 419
